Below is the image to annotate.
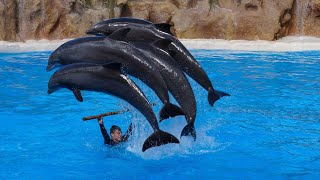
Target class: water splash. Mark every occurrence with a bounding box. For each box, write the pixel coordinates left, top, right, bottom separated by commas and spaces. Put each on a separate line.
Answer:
121, 101, 225, 160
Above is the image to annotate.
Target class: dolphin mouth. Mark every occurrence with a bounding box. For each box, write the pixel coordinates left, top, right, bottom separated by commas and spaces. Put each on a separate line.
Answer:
46, 65, 54, 71
86, 29, 109, 36
46, 63, 61, 71
47, 88, 54, 94
86, 29, 97, 35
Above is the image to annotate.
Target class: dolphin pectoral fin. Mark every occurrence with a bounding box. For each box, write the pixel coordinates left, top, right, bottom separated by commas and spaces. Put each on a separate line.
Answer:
154, 23, 174, 36
208, 88, 230, 106
152, 39, 172, 52
181, 123, 196, 141
107, 28, 130, 42
72, 89, 83, 102
159, 103, 185, 122
142, 130, 180, 152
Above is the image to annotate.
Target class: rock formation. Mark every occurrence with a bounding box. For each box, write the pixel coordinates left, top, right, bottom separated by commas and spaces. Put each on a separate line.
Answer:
287, 0, 320, 36
171, 0, 295, 40
0, 0, 319, 41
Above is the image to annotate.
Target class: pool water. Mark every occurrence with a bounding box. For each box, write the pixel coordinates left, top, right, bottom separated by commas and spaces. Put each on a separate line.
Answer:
0, 50, 319, 179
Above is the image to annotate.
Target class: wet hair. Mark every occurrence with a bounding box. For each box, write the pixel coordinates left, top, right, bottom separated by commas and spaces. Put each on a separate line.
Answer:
110, 125, 121, 134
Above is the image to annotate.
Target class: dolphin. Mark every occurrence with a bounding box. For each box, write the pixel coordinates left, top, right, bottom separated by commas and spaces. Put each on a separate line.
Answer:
47, 28, 184, 121
132, 39, 197, 140
47, 63, 180, 151
86, 22, 230, 106
87, 17, 173, 36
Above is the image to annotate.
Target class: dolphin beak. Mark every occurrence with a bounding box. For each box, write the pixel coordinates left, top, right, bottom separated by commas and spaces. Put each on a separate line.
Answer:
86, 29, 96, 35
46, 64, 54, 71
47, 88, 54, 94
48, 88, 58, 94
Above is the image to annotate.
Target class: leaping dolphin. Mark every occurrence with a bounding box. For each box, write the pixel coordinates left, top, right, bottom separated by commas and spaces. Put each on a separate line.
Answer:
86, 21, 230, 106
47, 63, 180, 152
47, 28, 184, 121
132, 39, 197, 140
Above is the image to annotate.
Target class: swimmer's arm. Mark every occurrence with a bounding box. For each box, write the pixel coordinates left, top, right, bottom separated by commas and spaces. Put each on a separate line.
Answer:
122, 123, 133, 142
98, 118, 111, 144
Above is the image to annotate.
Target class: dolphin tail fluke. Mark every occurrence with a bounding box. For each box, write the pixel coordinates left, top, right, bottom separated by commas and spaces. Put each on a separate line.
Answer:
142, 130, 180, 152
208, 87, 230, 106
215, 89, 230, 97
159, 103, 185, 121
180, 123, 196, 141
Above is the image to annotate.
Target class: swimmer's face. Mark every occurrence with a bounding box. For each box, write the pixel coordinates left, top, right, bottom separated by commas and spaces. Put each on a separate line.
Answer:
111, 129, 122, 143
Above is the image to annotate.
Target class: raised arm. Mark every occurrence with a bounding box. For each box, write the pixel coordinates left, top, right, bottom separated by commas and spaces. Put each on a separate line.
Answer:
122, 123, 133, 142
98, 117, 111, 144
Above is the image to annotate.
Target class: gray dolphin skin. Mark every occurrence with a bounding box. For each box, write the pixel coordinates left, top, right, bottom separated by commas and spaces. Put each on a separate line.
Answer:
47, 36, 106, 71
47, 29, 184, 121
87, 17, 173, 36
86, 22, 230, 106
48, 63, 179, 151
166, 37, 230, 106
132, 39, 197, 140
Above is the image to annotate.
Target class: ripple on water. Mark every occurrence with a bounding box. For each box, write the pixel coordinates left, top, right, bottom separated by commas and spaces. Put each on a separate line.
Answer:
0, 50, 319, 178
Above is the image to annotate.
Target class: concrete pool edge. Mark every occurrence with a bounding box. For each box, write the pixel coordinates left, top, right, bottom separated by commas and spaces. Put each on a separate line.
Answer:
1, 36, 320, 53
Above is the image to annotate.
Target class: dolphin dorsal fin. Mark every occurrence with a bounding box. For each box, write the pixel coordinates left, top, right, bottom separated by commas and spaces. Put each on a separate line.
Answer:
152, 39, 172, 52
72, 89, 83, 102
107, 28, 130, 42
102, 62, 122, 71
154, 23, 174, 35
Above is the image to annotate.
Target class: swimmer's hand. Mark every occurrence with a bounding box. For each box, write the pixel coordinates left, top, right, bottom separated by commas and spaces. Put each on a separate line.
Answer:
97, 117, 103, 125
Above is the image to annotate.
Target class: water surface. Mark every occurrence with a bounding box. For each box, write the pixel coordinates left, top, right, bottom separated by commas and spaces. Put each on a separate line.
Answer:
0, 50, 319, 179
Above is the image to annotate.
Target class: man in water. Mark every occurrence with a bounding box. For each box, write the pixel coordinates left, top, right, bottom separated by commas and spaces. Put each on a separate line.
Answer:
97, 117, 133, 145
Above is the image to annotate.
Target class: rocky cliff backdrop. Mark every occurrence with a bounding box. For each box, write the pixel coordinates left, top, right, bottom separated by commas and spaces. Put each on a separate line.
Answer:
0, 0, 319, 41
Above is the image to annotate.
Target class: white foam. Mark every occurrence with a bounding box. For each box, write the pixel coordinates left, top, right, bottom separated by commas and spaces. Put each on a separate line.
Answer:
1, 36, 320, 53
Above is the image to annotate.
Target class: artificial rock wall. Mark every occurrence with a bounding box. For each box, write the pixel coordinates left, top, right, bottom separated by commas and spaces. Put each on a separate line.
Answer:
0, 0, 320, 41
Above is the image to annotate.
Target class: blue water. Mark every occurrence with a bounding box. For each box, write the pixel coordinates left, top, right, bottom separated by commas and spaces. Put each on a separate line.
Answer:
0, 50, 319, 179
